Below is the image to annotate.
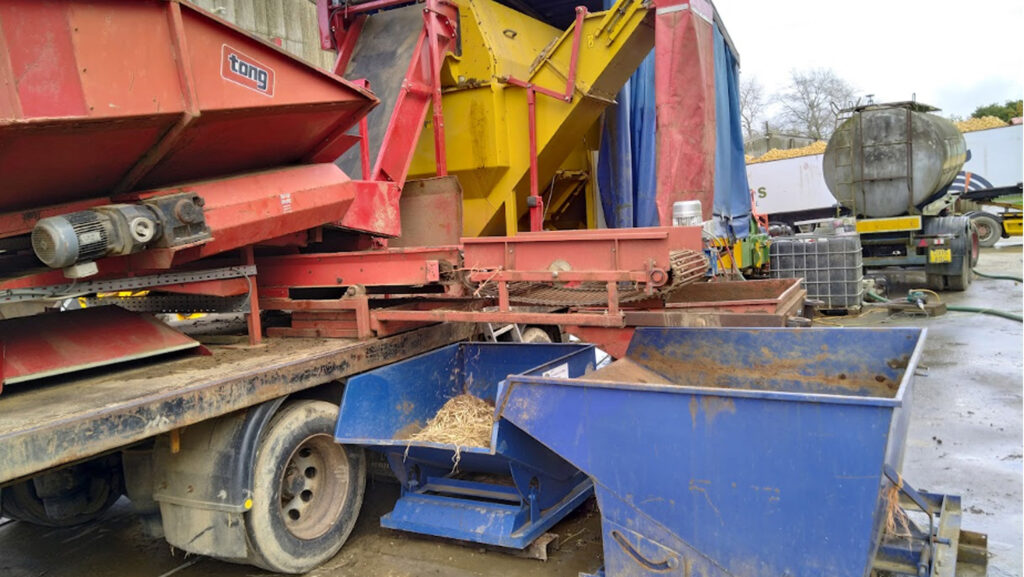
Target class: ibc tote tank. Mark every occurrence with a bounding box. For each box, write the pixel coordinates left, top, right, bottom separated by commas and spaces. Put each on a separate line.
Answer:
823, 102, 966, 218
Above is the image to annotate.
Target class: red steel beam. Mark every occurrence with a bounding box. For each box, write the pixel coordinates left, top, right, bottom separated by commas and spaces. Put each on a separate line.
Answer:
255, 246, 461, 295
372, 308, 626, 328
462, 226, 702, 273
466, 271, 658, 283
505, 7, 587, 231
426, 4, 449, 176
121, 164, 387, 269
368, 1, 458, 189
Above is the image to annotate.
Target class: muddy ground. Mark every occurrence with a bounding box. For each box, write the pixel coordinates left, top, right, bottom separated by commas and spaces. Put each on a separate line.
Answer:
1, 243, 1020, 577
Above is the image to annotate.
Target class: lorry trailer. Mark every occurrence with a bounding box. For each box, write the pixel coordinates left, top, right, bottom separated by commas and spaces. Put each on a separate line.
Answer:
750, 102, 996, 291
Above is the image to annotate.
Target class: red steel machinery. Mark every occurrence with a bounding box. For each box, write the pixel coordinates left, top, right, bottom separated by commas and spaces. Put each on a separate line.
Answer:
0, 0, 774, 389
0, 1, 807, 572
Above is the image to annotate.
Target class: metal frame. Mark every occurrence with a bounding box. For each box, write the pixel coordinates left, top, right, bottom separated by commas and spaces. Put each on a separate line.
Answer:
505, 7, 587, 231
324, 0, 458, 190
0, 322, 476, 485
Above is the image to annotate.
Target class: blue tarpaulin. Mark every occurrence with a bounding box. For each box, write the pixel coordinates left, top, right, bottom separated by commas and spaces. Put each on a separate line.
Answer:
597, 52, 657, 228
597, 7, 750, 239
712, 23, 751, 238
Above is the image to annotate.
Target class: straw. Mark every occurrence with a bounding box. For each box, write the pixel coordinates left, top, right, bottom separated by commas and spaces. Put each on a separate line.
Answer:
406, 394, 494, 471
883, 474, 912, 538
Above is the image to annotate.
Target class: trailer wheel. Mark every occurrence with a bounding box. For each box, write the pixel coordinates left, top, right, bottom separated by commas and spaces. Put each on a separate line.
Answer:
521, 326, 556, 343
1, 456, 122, 527
945, 231, 975, 292
245, 400, 365, 574
969, 212, 1002, 248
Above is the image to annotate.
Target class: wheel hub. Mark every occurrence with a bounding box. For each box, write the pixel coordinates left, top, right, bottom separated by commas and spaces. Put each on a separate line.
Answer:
278, 434, 349, 540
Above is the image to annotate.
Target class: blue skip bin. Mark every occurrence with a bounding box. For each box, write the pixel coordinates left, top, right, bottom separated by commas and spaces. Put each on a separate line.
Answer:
498, 327, 930, 577
335, 342, 597, 549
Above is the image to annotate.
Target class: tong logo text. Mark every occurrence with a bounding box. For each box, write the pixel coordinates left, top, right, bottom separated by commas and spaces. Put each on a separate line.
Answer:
221, 45, 275, 96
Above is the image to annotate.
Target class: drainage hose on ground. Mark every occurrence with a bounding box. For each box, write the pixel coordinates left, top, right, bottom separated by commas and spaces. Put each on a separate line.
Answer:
864, 290, 1023, 323
972, 269, 1024, 283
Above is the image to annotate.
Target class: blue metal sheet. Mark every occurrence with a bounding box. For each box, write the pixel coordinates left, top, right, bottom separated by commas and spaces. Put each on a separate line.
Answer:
335, 342, 598, 549
498, 327, 927, 577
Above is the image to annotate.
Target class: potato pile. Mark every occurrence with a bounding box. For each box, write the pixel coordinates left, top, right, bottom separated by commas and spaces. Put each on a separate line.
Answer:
956, 116, 1008, 133
746, 140, 827, 164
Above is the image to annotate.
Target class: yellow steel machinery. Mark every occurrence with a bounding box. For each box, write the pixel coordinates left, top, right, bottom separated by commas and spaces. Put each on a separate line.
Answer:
404, 0, 653, 236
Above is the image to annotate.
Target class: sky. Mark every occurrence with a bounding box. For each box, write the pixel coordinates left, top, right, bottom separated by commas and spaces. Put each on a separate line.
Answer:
714, 0, 1024, 120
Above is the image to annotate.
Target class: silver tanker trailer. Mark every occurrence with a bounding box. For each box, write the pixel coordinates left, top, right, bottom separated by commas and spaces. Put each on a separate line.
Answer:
822, 101, 980, 290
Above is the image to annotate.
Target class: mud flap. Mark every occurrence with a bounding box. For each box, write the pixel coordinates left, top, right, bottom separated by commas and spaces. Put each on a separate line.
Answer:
922, 215, 972, 277
152, 398, 286, 557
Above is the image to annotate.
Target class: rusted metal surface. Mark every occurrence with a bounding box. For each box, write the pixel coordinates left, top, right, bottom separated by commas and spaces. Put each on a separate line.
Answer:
0, 307, 199, 390
462, 227, 702, 272
0, 322, 475, 485
664, 278, 805, 314
626, 330, 906, 396
621, 310, 791, 327
372, 307, 627, 329
324, 0, 458, 189
587, 358, 670, 385
565, 310, 790, 361
0, 0, 376, 219
255, 246, 461, 296
564, 325, 634, 359
389, 177, 464, 248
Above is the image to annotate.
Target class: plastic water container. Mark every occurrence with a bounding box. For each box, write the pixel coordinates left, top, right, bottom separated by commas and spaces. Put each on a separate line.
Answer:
770, 233, 863, 309
672, 200, 702, 226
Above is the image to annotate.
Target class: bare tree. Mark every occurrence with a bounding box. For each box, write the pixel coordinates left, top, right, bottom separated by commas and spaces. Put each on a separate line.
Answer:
739, 75, 766, 140
774, 68, 856, 140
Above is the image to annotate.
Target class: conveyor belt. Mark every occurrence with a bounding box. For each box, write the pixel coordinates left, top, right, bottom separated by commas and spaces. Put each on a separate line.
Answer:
475, 249, 710, 306
335, 3, 424, 177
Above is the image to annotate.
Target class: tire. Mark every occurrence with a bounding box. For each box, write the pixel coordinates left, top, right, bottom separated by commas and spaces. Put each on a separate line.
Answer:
521, 326, 555, 343
1, 457, 122, 527
946, 273, 969, 291
945, 238, 974, 292
244, 400, 365, 574
926, 274, 946, 291
970, 212, 1002, 248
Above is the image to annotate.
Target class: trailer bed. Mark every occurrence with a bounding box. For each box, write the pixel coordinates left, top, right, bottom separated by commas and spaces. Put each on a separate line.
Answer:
0, 322, 473, 485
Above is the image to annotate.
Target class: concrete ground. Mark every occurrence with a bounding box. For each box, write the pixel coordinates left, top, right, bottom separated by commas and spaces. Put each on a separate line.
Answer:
849, 240, 1023, 577
2, 244, 1021, 577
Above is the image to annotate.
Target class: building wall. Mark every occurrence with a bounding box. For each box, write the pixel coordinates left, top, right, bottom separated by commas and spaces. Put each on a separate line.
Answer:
186, 0, 335, 70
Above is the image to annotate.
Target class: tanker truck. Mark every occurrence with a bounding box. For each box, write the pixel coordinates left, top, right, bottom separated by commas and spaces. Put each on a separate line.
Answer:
822, 101, 980, 291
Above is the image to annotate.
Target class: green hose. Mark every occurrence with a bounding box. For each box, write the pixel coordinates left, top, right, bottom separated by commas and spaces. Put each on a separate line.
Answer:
864, 290, 889, 303
864, 290, 1023, 322
946, 305, 1024, 322
972, 269, 1024, 283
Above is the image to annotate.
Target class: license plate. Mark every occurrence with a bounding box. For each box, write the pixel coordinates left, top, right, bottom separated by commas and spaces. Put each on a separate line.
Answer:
928, 248, 952, 263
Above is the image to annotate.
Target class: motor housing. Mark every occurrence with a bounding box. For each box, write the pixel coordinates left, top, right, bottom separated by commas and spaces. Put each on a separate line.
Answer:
31, 193, 210, 270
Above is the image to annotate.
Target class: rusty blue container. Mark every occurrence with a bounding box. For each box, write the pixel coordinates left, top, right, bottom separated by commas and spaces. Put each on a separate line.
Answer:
335, 342, 597, 549
498, 327, 926, 577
